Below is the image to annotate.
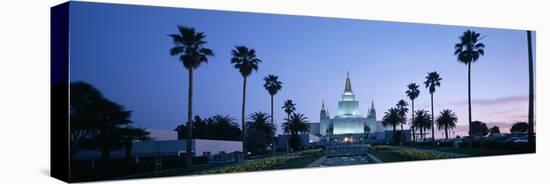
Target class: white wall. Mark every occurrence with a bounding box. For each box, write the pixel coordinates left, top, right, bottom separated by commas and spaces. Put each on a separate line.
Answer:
194, 139, 242, 156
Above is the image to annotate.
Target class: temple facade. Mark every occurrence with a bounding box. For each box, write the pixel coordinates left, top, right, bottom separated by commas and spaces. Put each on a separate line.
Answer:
316, 72, 384, 137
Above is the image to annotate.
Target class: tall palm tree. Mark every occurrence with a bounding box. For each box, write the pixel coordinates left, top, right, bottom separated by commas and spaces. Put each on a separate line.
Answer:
412, 110, 431, 140
263, 74, 282, 155
231, 46, 261, 158
526, 31, 535, 146
282, 99, 296, 120
168, 26, 214, 166
396, 99, 409, 144
436, 109, 458, 140
282, 113, 310, 151
406, 83, 420, 142
382, 108, 403, 144
424, 71, 442, 144
454, 30, 485, 137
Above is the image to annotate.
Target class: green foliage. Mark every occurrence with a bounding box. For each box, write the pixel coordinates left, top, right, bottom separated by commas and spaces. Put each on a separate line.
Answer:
205, 149, 321, 174
282, 99, 296, 117
283, 113, 310, 150
489, 126, 500, 134
424, 71, 442, 94
70, 81, 150, 160
174, 115, 242, 141
397, 149, 457, 160
246, 112, 275, 154
510, 122, 529, 134
470, 121, 489, 136
454, 30, 485, 65
263, 74, 283, 96
231, 46, 261, 78
168, 26, 214, 70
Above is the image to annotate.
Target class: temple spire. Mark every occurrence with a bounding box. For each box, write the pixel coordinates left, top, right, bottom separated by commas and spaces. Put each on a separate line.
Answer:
344, 72, 353, 93
321, 100, 326, 111
370, 100, 375, 111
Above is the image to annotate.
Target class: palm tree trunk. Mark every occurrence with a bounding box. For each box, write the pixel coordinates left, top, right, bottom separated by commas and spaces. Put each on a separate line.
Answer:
431, 93, 435, 145
400, 124, 404, 145
286, 113, 290, 153
270, 95, 275, 155
185, 68, 193, 167
393, 126, 397, 144
241, 77, 248, 159
468, 62, 472, 136
412, 100, 415, 143
445, 124, 449, 140
527, 30, 535, 147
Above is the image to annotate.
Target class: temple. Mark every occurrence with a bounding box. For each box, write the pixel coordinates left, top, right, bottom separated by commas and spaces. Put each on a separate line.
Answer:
312, 72, 385, 140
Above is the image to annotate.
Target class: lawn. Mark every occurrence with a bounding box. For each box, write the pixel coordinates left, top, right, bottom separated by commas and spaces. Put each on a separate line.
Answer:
369, 145, 459, 162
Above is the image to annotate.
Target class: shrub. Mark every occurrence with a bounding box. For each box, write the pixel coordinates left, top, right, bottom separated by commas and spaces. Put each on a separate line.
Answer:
204, 155, 300, 174
397, 149, 456, 160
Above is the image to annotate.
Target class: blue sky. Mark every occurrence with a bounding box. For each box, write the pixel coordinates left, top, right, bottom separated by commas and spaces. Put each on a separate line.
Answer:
69, 2, 536, 137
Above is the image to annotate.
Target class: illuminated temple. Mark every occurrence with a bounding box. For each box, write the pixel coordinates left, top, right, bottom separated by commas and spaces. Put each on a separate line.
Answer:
316, 72, 384, 138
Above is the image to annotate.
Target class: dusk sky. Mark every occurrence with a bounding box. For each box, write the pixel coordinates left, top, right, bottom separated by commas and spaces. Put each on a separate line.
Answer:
69, 2, 536, 137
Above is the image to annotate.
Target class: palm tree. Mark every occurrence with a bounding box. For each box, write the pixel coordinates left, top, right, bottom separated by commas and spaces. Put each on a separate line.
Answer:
424, 71, 442, 144
406, 83, 420, 142
396, 99, 409, 144
412, 110, 432, 140
231, 46, 261, 158
364, 125, 371, 140
436, 109, 457, 140
247, 112, 274, 154
263, 74, 282, 155
282, 99, 296, 120
282, 113, 310, 151
527, 31, 535, 146
382, 108, 403, 144
169, 26, 214, 166
454, 30, 485, 137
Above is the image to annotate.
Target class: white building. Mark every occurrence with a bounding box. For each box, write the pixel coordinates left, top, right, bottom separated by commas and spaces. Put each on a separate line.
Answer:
72, 139, 242, 160
311, 72, 385, 137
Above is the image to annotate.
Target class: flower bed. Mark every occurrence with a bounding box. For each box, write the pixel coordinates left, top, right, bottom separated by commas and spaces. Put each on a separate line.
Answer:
397, 149, 456, 160
205, 155, 299, 174
205, 149, 322, 174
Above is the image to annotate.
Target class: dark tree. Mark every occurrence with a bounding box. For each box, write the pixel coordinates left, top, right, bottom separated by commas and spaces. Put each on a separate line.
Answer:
283, 113, 310, 151
424, 71, 442, 144
489, 126, 500, 134
231, 46, 261, 158
396, 99, 409, 144
454, 30, 485, 137
263, 74, 282, 155
406, 83, 420, 142
169, 26, 214, 167
436, 109, 457, 140
246, 112, 275, 155
382, 108, 403, 144
70, 81, 105, 157
470, 121, 489, 137
412, 110, 431, 140
282, 99, 296, 120
510, 122, 529, 134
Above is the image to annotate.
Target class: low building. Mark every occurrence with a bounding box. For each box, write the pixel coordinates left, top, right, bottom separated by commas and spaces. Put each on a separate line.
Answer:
72, 139, 242, 160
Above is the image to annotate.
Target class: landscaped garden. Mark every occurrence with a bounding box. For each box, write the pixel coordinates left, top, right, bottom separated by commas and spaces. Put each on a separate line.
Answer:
204, 149, 324, 174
